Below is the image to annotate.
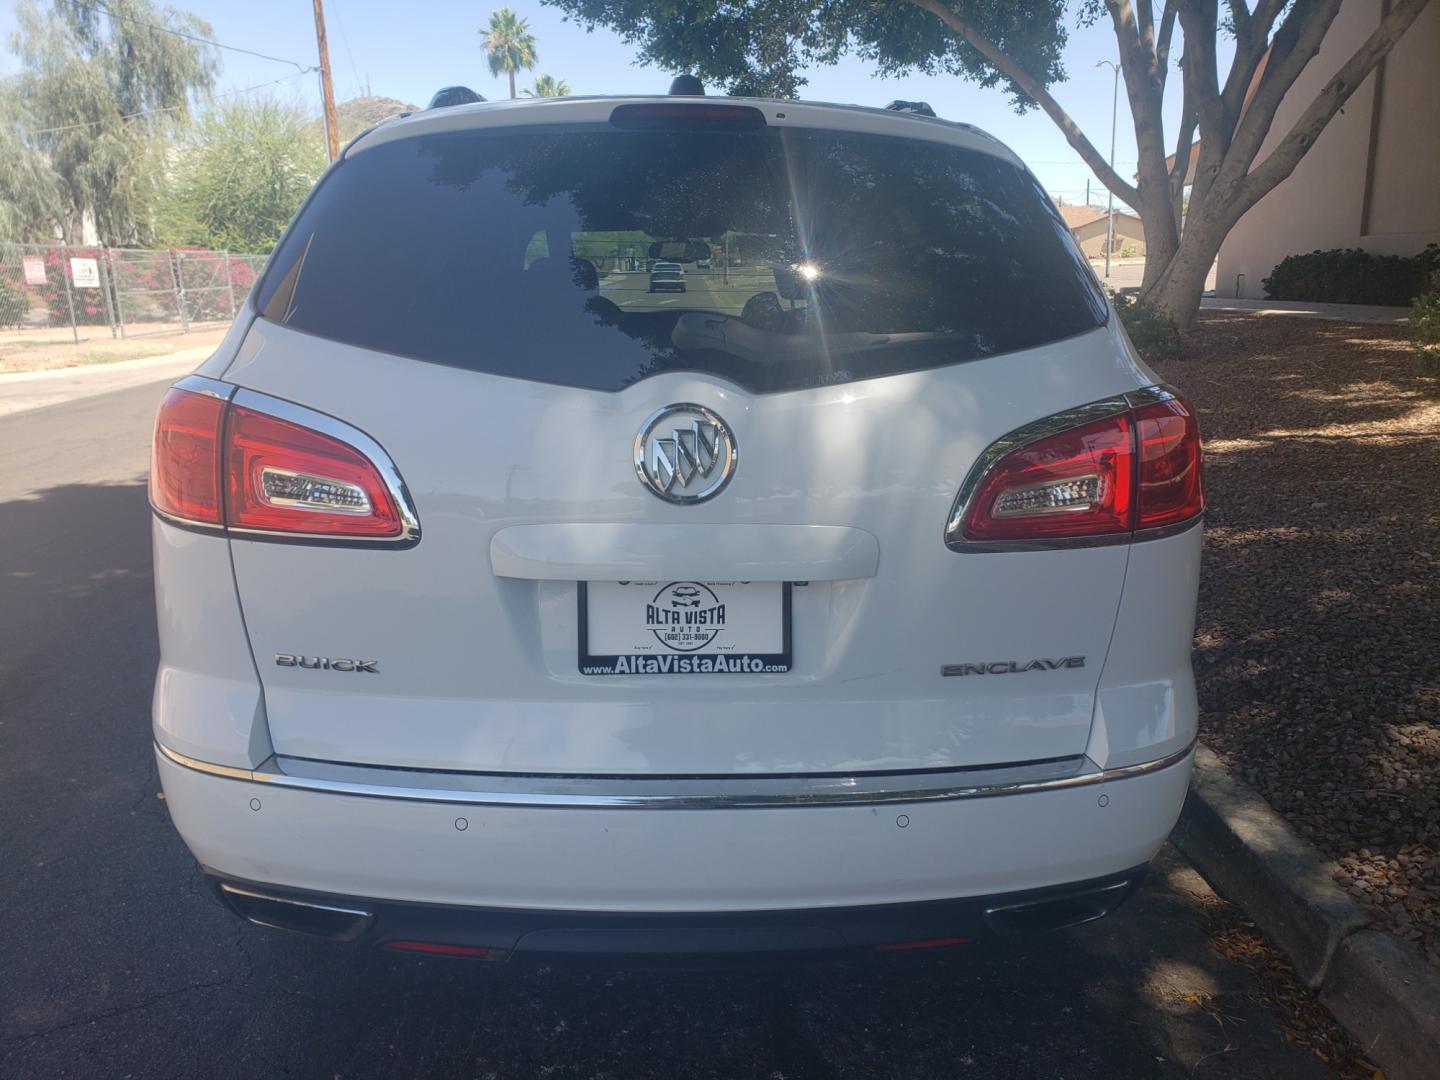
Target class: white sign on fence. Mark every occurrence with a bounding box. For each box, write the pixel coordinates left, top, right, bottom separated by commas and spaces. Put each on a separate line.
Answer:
22, 255, 47, 285
70, 257, 100, 288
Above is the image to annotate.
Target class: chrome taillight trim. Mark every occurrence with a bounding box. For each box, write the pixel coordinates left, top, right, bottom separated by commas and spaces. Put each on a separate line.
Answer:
944, 384, 1190, 553
172, 373, 239, 400
150, 379, 421, 546
156, 739, 1195, 810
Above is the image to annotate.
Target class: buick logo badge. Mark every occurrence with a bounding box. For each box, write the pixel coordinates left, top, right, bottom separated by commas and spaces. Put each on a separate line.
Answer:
634, 403, 737, 504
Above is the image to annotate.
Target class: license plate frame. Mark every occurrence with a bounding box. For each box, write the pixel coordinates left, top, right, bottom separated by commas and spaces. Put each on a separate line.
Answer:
578, 581, 792, 676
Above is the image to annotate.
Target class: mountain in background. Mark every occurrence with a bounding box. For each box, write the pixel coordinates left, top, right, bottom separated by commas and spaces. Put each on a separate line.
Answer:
307, 96, 421, 144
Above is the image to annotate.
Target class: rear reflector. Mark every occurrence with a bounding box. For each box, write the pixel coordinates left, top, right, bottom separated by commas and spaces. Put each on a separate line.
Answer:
610, 102, 766, 130
951, 392, 1203, 546
150, 388, 226, 525
385, 940, 493, 958
225, 405, 403, 537
873, 935, 971, 953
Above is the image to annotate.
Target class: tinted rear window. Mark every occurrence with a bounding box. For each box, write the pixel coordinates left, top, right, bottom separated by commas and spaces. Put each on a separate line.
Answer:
257, 123, 1106, 393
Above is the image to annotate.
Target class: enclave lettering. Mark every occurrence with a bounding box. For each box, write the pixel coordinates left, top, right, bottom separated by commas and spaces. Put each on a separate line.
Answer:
941, 657, 1086, 677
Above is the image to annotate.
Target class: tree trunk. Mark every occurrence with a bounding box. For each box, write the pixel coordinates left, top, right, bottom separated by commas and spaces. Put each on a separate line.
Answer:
1146, 221, 1230, 330
508, 69, 517, 99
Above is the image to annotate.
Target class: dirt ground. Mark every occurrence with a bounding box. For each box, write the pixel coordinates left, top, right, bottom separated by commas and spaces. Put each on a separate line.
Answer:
0, 322, 230, 373
1152, 313, 1440, 970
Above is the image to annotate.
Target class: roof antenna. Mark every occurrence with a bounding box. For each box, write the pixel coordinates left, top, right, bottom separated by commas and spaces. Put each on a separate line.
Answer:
668, 74, 705, 96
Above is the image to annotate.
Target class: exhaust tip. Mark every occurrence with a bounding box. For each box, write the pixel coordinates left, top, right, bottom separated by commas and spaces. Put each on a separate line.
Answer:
219, 883, 373, 941
984, 879, 1135, 936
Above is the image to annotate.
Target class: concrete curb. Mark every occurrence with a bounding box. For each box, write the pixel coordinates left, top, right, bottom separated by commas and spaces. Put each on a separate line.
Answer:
1173, 744, 1440, 1080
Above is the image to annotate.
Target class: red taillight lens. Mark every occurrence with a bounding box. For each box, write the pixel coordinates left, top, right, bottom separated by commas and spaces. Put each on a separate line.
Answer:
1134, 398, 1205, 529
963, 414, 1135, 542
150, 388, 226, 525
956, 393, 1203, 545
224, 405, 403, 537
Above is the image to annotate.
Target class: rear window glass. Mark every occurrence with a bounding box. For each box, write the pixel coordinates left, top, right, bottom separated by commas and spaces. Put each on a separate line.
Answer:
257, 123, 1106, 394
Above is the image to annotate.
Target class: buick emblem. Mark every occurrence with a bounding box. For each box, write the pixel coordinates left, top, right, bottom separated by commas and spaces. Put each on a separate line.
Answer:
634, 403, 737, 504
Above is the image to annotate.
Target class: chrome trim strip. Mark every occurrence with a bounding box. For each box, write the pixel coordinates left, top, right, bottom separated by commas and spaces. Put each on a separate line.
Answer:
155, 740, 1195, 810
172, 373, 239, 401
151, 506, 228, 536
155, 744, 259, 781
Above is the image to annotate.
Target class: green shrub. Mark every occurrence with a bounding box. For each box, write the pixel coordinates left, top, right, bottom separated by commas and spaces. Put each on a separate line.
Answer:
1112, 291, 1181, 362
1413, 270, 1440, 379
0, 273, 28, 328
1263, 244, 1439, 306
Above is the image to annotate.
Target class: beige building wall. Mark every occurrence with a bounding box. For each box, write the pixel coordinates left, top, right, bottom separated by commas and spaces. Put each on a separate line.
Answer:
1215, 0, 1440, 299
1072, 215, 1147, 258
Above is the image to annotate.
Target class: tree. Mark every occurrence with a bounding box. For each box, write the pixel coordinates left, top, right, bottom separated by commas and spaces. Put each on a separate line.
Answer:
546, 0, 1434, 328
523, 73, 572, 96
481, 7, 539, 99
155, 97, 327, 253
3, 0, 218, 244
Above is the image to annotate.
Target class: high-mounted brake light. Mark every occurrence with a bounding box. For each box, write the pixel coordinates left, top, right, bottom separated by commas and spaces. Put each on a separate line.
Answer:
609, 102, 767, 130
949, 391, 1203, 548
149, 378, 418, 545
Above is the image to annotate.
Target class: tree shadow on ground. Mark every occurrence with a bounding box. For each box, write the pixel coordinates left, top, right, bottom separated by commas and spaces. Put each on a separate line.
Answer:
1152, 315, 1440, 965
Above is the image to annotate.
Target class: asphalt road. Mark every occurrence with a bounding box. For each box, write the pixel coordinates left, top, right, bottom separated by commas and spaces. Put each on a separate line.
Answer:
1, 378, 1341, 1079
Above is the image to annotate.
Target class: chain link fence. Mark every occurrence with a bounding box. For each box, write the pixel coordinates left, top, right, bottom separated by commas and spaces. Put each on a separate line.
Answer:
0, 242, 267, 358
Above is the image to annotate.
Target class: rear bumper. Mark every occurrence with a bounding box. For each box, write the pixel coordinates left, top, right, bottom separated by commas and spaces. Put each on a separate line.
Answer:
207, 863, 1150, 957
157, 743, 1192, 920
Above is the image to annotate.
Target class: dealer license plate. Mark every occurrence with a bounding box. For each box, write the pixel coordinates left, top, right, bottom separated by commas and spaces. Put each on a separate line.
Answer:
578, 581, 791, 675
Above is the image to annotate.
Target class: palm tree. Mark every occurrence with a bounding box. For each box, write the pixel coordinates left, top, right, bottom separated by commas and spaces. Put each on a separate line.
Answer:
522, 74, 570, 98
480, 8, 538, 100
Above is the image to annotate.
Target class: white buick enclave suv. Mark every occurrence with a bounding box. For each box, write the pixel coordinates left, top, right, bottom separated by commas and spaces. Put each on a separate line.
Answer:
150, 92, 1203, 959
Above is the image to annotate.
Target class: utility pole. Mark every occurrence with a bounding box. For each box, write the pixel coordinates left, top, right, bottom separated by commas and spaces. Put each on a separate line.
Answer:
311, 0, 340, 161
1096, 60, 1120, 281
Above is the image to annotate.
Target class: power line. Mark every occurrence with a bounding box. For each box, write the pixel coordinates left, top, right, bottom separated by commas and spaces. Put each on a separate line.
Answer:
328, 0, 365, 97
21, 71, 311, 137
67, 0, 315, 73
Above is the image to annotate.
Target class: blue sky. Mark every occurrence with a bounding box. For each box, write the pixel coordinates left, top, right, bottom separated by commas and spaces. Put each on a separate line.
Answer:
3, 0, 1234, 210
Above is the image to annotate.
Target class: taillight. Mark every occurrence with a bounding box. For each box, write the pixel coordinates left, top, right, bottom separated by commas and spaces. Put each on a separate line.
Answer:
961, 413, 1134, 542
149, 378, 418, 544
950, 391, 1203, 548
150, 388, 226, 525
225, 405, 403, 538
1133, 398, 1205, 528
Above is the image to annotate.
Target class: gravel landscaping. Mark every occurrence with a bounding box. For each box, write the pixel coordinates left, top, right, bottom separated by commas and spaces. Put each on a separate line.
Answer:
1151, 313, 1440, 971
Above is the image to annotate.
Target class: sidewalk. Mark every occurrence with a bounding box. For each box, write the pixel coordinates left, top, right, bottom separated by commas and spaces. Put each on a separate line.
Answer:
0, 345, 215, 418
1201, 296, 1411, 323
